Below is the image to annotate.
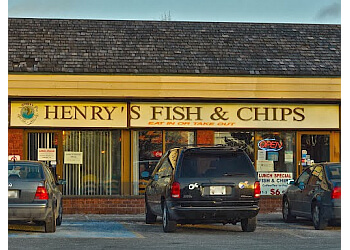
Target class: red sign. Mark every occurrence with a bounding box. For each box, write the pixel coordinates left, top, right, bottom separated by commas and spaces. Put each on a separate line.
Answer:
152, 151, 163, 158
258, 139, 283, 152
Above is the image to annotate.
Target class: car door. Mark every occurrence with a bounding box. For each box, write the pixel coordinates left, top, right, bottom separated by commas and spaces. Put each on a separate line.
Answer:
301, 165, 326, 216
151, 154, 174, 215
289, 167, 312, 215
146, 152, 168, 215
43, 165, 61, 215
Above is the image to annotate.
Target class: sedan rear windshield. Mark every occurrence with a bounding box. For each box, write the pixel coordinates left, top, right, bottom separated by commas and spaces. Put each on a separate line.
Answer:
179, 151, 256, 178
8, 163, 44, 180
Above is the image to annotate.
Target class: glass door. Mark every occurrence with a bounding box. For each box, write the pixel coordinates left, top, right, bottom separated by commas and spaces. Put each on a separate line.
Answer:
296, 132, 331, 176
25, 130, 63, 181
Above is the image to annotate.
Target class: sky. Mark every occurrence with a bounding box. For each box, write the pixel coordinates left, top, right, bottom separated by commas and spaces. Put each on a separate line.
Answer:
8, 0, 341, 24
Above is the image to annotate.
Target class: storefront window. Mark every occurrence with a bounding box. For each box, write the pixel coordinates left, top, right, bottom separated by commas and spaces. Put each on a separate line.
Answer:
133, 130, 195, 195
214, 131, 255, 162
62, 130, 121, 196
133, 130, 163, 195
256, 132, 296, 196
165, 131, 195, 151
137, 130, 163, 176
300, 134, 330, 167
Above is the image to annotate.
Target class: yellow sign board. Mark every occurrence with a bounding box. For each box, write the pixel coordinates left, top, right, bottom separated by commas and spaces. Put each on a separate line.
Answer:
10, 101, 128, 128
10, 101, 340, 129
130, 103, 339, 129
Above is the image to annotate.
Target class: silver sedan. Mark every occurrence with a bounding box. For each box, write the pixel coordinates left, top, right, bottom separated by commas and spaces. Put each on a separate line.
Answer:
8, 160, 64, 233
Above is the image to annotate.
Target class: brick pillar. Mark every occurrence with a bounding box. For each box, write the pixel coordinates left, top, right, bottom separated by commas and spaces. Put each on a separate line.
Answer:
8, 129, 24, 159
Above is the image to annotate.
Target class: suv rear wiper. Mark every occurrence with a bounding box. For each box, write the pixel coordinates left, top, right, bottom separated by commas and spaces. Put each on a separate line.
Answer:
223, 173, 247, 177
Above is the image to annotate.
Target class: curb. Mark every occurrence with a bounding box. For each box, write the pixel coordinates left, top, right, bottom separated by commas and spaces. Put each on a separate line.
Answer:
64, 212, 283, 222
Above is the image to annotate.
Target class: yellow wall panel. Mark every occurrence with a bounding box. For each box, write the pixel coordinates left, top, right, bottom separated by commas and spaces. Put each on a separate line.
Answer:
8, 74, 340, 100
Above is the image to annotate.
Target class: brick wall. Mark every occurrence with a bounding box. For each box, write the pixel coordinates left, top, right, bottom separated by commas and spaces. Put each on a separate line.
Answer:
259, 196, 282, 213
62, 196, 145, 214
8, 129, 24, 159
62, 196, 282, 214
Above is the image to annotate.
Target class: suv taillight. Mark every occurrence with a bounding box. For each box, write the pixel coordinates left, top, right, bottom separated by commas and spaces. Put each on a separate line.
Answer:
171, 182, 180, 198
34, 186, 49, 200
331, 186, 341, 199
254, 181, 261, 198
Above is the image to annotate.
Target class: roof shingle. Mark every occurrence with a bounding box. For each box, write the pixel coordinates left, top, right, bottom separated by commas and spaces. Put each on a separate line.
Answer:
8, 18, 341, 76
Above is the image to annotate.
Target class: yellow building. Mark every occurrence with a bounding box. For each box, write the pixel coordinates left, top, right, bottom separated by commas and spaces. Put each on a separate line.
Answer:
8, 18, 340, 213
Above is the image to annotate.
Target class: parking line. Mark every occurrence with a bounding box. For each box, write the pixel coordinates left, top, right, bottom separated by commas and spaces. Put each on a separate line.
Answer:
8, 221, 139, 238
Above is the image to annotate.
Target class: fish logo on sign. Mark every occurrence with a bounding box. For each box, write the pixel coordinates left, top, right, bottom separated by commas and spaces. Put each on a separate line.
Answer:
18, 103, 39, 125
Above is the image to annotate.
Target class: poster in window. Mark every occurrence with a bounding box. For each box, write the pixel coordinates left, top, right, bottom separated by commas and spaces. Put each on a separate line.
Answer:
257, 150, 266, 161
268, 152, 279, 162
256, 160, 274, 172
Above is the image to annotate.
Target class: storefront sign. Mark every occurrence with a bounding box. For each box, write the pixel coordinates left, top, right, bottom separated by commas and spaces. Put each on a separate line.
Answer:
258, 139, 283, 151
64, 152, 83, 164
8, 155, 20, 161
129, 103, 339, 129
10, 101, 127, 128
10, 101, 339, 129
258, 172, 293, 196
38, 148, 56, 161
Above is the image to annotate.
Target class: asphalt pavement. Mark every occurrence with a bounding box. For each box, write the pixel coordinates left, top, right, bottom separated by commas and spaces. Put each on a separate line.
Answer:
8, 212, 342, 250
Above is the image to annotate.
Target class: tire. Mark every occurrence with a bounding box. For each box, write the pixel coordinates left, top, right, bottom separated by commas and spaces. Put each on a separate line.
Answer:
241, 216, 257, 232
162, 203, 176, 233
312, 202, 327, 230
45, 208, 56, 233
282, 198, 296, 222
145, 201, 157, 224
56, 202, 63, 226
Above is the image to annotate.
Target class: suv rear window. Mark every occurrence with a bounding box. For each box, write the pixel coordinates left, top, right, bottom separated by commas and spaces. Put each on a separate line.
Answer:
179, 151, 256, 178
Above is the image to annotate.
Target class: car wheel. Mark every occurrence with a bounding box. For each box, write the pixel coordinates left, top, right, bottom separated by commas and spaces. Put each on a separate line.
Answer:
45, 208, 56, 233
145, 200, 157, 224
56, 202, 63, 226
312, 202, 327, 230
282, 198, 296, 222
162, 203, 176, 233
241, 216, 257, 232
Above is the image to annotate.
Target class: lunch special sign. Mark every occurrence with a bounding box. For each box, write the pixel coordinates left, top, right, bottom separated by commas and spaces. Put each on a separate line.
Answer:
129, 103, 339, 129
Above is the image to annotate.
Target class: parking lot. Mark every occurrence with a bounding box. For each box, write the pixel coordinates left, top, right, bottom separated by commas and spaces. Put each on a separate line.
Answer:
8, 213, 341, 250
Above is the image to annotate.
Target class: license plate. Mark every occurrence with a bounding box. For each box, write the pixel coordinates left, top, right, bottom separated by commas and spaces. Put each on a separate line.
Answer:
209, 186, 226, 195
8, 190, 19, 198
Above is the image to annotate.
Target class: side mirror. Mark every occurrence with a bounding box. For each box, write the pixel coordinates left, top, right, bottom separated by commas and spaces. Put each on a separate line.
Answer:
287, 179, 295, 185
141, 171, 150, 179
298, 182, 305, 190
153, 174, 159, 181
57, 179, 67, 185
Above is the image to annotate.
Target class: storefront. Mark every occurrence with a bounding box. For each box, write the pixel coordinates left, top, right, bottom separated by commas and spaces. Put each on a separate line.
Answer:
8, 18, 340, 213
129, 102, 340, 196
9, 100, 340, 201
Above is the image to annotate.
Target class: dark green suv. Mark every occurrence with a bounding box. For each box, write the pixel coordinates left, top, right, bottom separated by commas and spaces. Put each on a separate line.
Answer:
142, 146, 261, 233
